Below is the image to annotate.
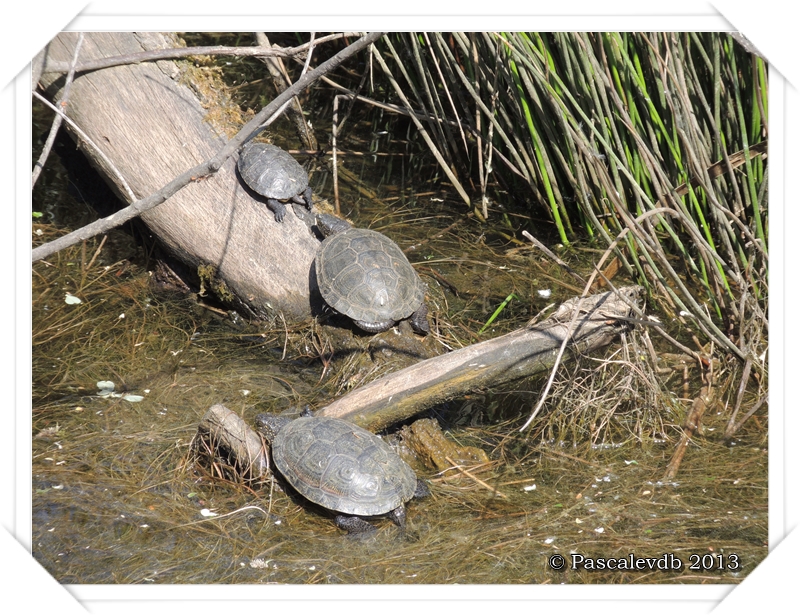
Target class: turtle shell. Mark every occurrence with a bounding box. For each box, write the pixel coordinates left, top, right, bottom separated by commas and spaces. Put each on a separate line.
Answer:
237, 143, 308, 200
270, 416, 417, 517
315, 227, 424, 326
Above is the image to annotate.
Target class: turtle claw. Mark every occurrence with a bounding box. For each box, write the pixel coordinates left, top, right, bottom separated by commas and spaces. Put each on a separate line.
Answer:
410, 303, 431, 335
267, 199, 288, 222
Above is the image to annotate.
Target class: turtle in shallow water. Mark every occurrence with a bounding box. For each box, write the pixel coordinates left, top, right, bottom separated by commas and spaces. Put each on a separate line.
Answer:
314, 213, 430, 335
255, 412, 429, 533
237, 142, 312, 222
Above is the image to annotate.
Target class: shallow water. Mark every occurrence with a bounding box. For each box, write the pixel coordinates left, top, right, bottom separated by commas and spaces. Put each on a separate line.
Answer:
31, 61, 767, 585
31, 222, 767, 586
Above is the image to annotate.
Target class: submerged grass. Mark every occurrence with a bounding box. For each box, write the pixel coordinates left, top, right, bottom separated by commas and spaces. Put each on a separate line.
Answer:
31, 185, 767, 584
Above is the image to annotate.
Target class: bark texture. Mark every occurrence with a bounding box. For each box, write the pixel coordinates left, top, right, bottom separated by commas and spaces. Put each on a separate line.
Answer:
317, 286, 642, 432
37, 32, 320, 319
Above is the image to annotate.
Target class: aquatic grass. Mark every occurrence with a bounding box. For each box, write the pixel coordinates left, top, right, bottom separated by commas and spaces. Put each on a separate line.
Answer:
373, 32, 767, 381
31, 201, 768, 585
478, 293, 518, 334
31, 33, 769, 584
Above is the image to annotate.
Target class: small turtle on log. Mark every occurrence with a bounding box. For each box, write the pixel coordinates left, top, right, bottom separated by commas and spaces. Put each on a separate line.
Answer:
314, 213, 430, 335
255, 411, 429, 533
237, 142, 313, 222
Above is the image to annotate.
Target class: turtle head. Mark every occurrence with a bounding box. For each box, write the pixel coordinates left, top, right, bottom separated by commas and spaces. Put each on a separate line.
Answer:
315, 212, 352, 238
254, 413, 292, 442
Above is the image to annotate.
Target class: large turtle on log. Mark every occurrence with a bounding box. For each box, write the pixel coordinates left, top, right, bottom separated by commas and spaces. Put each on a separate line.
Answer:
314, 213, 430, 335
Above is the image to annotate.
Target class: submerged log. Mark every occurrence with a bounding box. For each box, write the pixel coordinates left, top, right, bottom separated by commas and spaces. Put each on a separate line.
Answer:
199, 286, 642, 457
318, 286, 642, 432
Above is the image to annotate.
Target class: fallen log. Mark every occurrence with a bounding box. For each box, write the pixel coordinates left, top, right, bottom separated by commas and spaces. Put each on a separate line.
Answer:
34, 31, 381, 319
318, 286, 642, 432
193, 403, 269, 481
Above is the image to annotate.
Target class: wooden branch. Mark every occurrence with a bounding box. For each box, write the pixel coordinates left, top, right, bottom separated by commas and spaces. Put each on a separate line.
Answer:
32, 31, 384, 265
31, 34, 84, 189
199, 287, 641, 482
662, 386, 710, 482
318, 286, 642, 432
37, 34, 363, 75
254, 32, 319, 151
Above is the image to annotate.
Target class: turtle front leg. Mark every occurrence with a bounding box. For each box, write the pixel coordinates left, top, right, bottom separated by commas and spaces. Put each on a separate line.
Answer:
266, 198, 288, 222
334, 515, 377, 534
291, 188, 314, 211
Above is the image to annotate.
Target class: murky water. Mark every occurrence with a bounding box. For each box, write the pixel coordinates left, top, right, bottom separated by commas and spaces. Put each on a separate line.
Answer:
31, 62, 767, 585
31, 206, 767, 585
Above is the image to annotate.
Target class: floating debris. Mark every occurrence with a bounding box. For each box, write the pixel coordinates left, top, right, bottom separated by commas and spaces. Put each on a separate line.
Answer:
95, 381, 144, 402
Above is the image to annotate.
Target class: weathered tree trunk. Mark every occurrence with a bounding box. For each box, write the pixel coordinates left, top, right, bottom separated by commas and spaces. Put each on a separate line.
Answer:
317, 286, 642, 432
35, 32, 320, 319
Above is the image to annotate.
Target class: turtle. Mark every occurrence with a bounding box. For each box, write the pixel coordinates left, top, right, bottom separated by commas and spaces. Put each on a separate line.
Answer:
237, 142, 313, 222
255, 412, 429, 533
314, 213, 430, 335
